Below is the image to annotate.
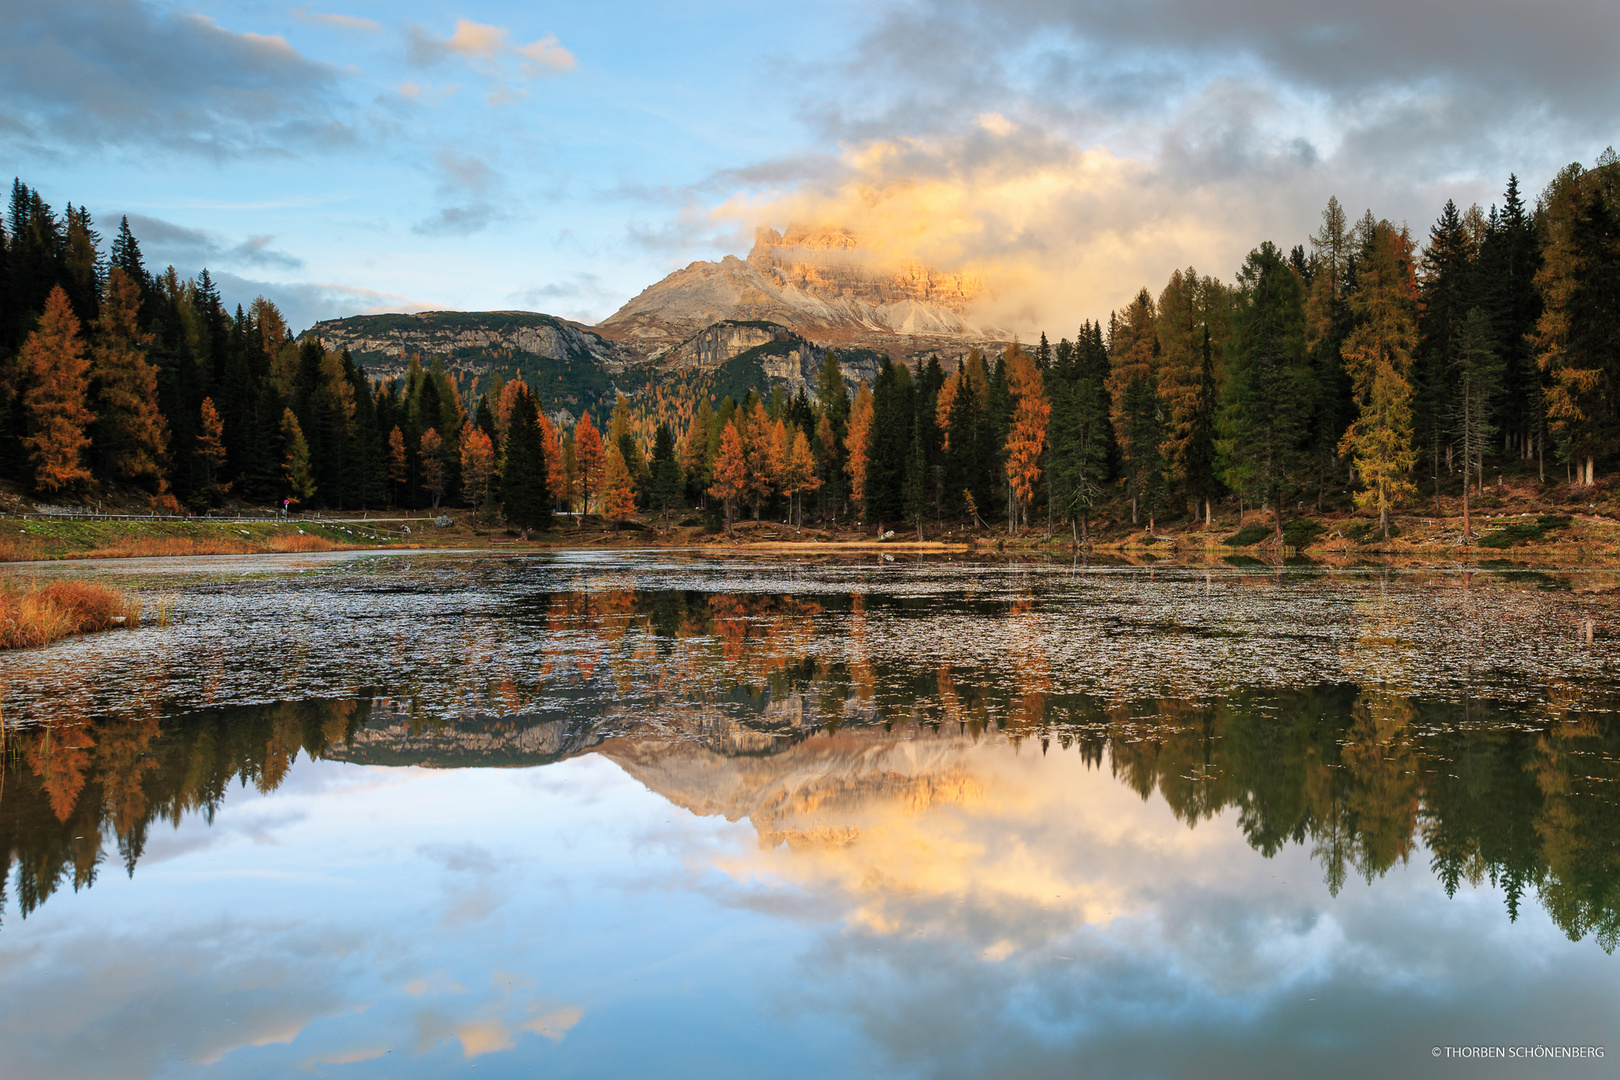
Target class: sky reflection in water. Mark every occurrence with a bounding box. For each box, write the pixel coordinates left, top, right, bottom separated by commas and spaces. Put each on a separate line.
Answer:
2, 552, 1619, 1078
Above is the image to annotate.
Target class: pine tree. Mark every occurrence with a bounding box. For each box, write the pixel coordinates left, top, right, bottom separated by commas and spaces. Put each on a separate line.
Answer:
1452, 308, 1503, 541
1047, 323, 1111, 542
1417, 199, 1478, 508
19, 285, 94, 494
1182, 325, 1222, 524
649, 422, 682, 530
90, 267, 168, 493
865, 360, 914, 524
1120, 372, 1167, 531
902, 421, 929, 539
501, 386, 552, 531
1221, 242, 1313, 544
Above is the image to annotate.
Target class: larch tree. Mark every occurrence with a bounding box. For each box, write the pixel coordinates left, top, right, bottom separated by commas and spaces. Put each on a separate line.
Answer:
419, 427, 446, 509
538, 411, 568, 508
459, 422, 496, 525
387, 425, 407, 507
783, 427, 819, 528
19, 286, 94, 494
1004, 348, 1049, 534
573, 410, 605, 513
709, 419, 747, 535
600, 444, 637, 522
845, 382, 874, 515
195, 397, 230, 503
1534, 156, 1620, 487
1339, 218, 1420, 536
1221, 241, 1313, 545
90, 266, 168, 493
279, 407, 316, 506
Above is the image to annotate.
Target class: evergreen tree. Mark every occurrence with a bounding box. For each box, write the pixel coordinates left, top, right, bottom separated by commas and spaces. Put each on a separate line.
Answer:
865, 359, 913, 523
500, 386, 552, 531
91, 267, 169, 494
1221, 241, 1313, 544
1119, 372, 1167, 530
1452, 308, 1503, 540
1479, 175, 1544, 466
902, 421, 929, 539
1182, 326, 1222, 525
1418, 199, 1478, 508
649, 422, 682, 530
1048, 323, 1111, 543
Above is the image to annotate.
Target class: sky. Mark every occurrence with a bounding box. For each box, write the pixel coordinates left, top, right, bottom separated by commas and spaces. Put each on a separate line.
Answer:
4, 0, 1618, 334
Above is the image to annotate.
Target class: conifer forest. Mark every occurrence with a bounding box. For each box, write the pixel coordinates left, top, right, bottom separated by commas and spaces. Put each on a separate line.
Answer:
3, 158, 1618, 545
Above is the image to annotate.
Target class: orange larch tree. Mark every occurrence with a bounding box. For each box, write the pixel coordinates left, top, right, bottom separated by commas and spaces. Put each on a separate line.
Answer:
1004, 349, 1050, 533
419, 427, 446, 509
574, 411, 605, 513
782, 427, 821, 527
709, 419, 747, 535
844, 381, 874, 512
459, 421, 496, 523
538, 411, 568, 505
600, 444, 637, 521
20, 286, 94, 494
195, 396, 230, 502
387, 425, 407, 507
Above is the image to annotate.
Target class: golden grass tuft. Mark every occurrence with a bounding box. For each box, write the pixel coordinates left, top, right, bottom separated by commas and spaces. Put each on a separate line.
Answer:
265, 533, 336, 553
0, 536, 46, 562
0, 577, 143, 649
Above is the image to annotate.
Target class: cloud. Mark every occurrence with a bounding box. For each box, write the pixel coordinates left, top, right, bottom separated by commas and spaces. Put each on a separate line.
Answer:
0, 0, 353, 157
206, 273, 441, 334
124, 214, 304, 272
412, 150, 504, 237
291, 5, 381, 34
507, 272, 623, 324
407, 18, 575, 103
706, 117, 1302, 334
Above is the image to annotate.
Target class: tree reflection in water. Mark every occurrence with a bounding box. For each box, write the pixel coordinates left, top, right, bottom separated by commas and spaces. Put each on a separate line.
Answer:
3, 580, 1619, 951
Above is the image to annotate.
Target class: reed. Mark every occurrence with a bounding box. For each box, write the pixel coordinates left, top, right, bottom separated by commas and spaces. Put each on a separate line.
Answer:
0, 577, 143, 649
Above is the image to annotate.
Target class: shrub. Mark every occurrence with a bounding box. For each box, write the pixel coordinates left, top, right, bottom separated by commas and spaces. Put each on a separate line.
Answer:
0, 578, 142, 649
1224, 524, 1271, 547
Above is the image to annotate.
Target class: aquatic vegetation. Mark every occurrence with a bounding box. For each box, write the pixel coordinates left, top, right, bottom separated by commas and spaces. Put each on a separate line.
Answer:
0, 577, 141, 649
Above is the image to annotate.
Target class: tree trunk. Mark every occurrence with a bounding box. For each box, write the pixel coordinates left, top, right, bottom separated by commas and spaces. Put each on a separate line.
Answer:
1461, 484, 1471, 543
1204, 498, 1212, 527
1273, 497, 1285, 547
1081, 512, 1089, 547
1586, 456, 1595, 487
1131, 496, 1138, 525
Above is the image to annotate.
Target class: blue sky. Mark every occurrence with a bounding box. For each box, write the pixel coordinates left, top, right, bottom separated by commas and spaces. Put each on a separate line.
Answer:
4, 0, 1618, 333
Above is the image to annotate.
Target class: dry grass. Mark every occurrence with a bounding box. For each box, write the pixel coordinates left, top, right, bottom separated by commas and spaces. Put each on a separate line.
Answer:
0, 578, 143, 649
266, 533, 336, 553
0, 536, 45, 561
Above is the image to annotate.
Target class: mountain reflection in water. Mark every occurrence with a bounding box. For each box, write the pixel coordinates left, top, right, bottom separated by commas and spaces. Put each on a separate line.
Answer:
6, 680, 1619, 950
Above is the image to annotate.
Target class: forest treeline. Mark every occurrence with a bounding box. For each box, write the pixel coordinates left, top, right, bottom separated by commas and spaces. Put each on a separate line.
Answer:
2, 154, 1617, 539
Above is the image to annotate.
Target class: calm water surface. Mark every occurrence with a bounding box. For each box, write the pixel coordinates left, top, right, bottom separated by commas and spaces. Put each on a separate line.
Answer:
3, 551, 1620, 1078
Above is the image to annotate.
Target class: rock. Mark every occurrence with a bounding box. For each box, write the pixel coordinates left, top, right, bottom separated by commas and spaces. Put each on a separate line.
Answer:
434, 515, 453, 528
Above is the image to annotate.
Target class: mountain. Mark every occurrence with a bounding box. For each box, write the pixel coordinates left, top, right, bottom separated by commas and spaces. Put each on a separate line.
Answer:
597, 225, 1008, 364
306, 309, 641, 421
303, 226, 1008, 412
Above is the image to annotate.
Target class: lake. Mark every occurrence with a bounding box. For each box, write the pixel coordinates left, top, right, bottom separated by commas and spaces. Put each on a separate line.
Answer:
2, 551, 1618, 1078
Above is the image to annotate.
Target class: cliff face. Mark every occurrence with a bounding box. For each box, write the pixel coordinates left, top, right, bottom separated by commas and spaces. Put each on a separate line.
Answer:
308, 310, 633, 380
597, 226, 1007, 364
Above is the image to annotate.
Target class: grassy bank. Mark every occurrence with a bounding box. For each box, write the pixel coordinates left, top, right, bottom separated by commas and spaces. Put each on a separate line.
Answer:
0, 516, 461, 561
0, 577, 144, 649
